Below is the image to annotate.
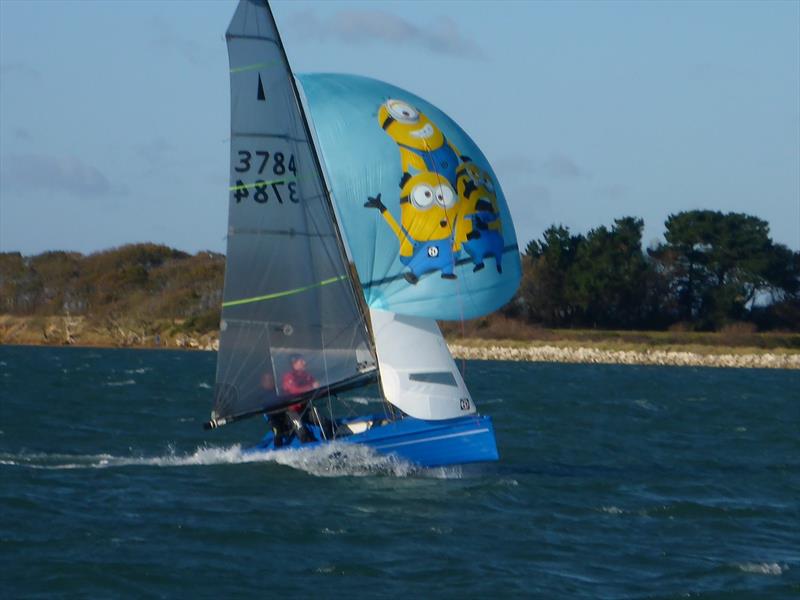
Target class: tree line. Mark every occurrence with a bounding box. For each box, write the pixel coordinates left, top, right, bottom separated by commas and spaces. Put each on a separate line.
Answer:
514, 210, 799, 331
1, 210, 797, 334
0, 244, 225, 332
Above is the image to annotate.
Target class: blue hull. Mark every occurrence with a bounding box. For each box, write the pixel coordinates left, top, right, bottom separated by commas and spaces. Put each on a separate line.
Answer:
250, 415, 499, 468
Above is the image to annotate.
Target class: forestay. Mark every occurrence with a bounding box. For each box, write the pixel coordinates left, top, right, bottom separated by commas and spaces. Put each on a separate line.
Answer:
212, 1, 375, 426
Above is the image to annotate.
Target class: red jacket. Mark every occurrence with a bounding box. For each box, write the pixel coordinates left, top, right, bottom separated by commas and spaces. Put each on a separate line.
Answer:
282, 369, 318, 412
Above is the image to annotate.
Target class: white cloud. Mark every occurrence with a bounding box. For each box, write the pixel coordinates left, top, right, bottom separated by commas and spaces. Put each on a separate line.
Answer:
542, 154, 587, 180
148, 17, 216, 66
289, 9, 486, 59
0, 154, 122, 197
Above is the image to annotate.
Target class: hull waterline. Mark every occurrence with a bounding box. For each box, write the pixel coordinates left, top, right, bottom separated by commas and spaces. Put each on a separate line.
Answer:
248, 414, 499, 468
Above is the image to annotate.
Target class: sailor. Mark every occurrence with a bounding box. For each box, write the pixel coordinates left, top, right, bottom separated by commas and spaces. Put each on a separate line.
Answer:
275, 354, 319, 445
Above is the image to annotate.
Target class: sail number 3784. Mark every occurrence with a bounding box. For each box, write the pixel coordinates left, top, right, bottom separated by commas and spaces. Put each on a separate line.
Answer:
233, 150, 298, 204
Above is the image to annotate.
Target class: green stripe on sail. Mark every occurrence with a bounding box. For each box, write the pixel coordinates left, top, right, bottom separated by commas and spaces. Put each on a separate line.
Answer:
222, 275, 348, 308
230, 62, 270, 74
228, 176, 297, 192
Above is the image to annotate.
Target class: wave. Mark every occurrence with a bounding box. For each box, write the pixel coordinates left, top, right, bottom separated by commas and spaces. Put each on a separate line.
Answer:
0, 443, 463, 479
736, 562, 788, 576
103, 379, 136, 387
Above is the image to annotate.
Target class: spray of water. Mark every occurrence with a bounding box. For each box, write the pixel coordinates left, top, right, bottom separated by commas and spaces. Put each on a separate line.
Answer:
0, 443, 464, 479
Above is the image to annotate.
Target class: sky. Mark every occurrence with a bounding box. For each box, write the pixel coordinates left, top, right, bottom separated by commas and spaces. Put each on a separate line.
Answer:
1, 0, 798, 256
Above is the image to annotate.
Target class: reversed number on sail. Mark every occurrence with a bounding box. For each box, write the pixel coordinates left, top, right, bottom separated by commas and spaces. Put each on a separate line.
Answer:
233, 150, 298, 204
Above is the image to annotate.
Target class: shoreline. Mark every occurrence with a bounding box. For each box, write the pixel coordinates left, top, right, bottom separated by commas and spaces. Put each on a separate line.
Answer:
2, 316, 798, 369
3, 339, 798, 370
448, 343, 800, 370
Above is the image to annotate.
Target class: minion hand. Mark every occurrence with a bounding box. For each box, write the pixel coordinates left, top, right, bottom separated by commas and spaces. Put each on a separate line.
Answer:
364, 194, 387, 213
462, 179, 478, 198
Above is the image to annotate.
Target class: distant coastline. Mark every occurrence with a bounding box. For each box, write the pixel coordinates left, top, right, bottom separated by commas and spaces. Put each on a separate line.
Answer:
3, 243, 798, 371
2, 316, 798, 370
448, 342, 800, 370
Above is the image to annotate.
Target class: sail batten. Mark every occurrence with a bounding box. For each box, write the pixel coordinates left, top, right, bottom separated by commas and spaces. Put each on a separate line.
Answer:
222, 274, 348, 308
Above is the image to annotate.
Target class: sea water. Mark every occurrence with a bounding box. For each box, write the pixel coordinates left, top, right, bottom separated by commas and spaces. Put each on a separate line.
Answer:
1, 345, 798, 598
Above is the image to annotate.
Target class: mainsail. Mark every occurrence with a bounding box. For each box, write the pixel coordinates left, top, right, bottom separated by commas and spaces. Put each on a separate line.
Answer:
212, 1, 375, 426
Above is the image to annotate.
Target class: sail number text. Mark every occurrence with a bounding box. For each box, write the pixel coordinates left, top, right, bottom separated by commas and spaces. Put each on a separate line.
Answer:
233, 150, 298, 205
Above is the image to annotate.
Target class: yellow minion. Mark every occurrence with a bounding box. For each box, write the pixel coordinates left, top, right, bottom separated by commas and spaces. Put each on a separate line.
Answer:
378, 99, 462, 189
364, 171, 459, 284
454, 163, 504, 273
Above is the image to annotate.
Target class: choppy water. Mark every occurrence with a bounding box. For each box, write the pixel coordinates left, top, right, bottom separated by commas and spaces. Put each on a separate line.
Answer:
1, 345, 798, 598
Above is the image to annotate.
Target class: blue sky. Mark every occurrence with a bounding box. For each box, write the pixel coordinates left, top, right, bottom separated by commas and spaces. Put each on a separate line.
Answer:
1, 0, 798, 256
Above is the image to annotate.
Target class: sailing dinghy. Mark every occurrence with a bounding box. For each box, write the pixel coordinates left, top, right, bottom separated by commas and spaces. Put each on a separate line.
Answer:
205, 0, 521, 468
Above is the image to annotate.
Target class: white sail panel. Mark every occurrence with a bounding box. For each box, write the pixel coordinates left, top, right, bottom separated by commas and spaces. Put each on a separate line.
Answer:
370, 308, 475, 420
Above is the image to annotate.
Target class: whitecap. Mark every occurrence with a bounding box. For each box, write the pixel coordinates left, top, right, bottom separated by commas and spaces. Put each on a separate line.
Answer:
737, 562, 787, 576
315, 566, 336, 574
478, 398, 505, 405
429, 526, 453, 534
601, 506, 625, 515
103, 379, 136, 387
634, 399, 659, 411
197, 382, 212, 389
124, 367, 151, 374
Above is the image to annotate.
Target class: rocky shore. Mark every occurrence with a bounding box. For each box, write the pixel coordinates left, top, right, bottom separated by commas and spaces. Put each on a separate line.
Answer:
2, 316, 798, 369
448, 343, 800, 370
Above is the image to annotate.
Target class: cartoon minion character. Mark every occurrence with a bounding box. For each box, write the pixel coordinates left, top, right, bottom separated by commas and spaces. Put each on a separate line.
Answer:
378, 98, 463, 190
454, 163, 505, 273
364, 170, 460, 284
